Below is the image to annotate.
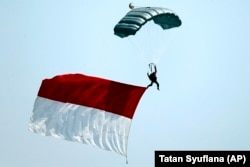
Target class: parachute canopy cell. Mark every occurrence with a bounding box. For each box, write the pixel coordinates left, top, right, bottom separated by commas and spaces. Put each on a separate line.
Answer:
114, 7, 182, 38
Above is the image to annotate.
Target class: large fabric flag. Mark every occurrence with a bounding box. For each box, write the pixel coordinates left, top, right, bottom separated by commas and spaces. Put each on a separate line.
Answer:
28, 73, 146, 157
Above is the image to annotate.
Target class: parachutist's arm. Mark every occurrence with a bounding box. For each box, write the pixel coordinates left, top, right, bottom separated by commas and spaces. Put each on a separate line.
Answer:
154, 66, 157, 73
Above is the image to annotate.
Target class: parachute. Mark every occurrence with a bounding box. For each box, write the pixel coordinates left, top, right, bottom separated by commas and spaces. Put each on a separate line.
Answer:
114, 7, 182, 38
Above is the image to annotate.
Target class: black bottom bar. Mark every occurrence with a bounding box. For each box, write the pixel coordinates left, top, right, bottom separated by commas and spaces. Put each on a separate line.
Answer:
155, 151, 250, 167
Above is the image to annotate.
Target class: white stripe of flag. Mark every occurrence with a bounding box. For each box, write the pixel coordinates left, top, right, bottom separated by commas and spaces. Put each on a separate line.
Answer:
28, 73, 146, 156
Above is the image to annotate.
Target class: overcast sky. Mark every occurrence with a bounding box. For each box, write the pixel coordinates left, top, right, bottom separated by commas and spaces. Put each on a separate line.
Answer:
1, 0, 250, 166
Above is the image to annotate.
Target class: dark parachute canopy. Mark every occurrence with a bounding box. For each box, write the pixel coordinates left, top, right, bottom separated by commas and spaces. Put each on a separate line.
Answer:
114, 7, 182, 38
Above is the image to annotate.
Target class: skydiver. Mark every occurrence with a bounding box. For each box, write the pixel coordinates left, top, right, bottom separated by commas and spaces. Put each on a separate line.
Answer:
147, 64, 160, 90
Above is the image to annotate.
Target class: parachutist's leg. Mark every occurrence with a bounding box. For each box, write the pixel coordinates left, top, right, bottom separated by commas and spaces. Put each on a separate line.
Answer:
147, 82, 153, 88
155, 81, 160, 90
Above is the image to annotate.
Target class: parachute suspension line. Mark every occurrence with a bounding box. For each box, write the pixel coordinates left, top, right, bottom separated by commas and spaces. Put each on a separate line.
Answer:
153, 31, 174, 64
152, 44, 166, 65
126, 37, 148, 64
140, 23, 156, 65
145, 22, 154, 64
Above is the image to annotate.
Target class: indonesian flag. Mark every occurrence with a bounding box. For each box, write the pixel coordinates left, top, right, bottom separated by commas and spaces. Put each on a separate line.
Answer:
28, 73, 146, 156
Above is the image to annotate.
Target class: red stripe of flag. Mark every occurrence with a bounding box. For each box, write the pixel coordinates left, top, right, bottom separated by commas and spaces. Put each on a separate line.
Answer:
37, 73, 146, 119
